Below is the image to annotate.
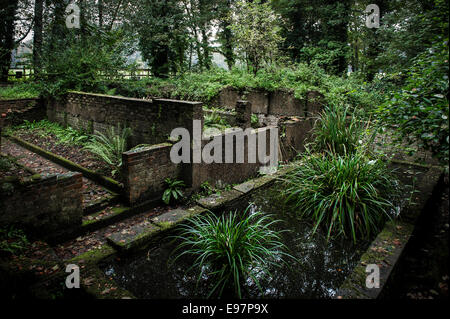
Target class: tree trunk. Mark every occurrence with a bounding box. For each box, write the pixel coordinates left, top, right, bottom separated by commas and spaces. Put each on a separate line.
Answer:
98, 0, 103, 28
0, 0, 19, 82
33, 0, 44, 78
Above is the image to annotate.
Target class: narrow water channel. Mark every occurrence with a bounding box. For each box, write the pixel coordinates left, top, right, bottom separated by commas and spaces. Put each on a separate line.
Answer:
101, 184, 372, 298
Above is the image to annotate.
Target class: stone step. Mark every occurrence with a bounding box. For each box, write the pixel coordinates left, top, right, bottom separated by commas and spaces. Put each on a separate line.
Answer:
106, 206, 207, 251
83, 193, 122, 216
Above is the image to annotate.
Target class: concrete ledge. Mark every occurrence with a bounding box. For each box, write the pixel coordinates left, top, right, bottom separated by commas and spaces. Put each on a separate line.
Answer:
335, 163, 445, 299
107, 206, 208, 252
196, 189, 243, 210
151, 206, 207, 228
107, 222, 161, 252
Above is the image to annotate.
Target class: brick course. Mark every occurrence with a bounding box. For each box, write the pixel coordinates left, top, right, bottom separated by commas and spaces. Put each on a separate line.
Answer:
0, 172, 83, 239
46, 92, 203, 147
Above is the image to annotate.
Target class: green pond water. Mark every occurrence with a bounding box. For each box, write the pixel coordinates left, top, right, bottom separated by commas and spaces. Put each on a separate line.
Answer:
101, 184, 373, 298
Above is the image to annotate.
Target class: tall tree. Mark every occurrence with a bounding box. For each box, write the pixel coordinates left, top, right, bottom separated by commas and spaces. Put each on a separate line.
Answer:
216, 0, 235, 70
134, 0, 188, 77
33, 0, 43, 77
0, 0, 19, 82
273, 0, 352, 75
230, 0, 284, 74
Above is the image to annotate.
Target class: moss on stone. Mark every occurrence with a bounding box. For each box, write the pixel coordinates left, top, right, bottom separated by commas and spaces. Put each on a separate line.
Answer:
68, 244, 116, 265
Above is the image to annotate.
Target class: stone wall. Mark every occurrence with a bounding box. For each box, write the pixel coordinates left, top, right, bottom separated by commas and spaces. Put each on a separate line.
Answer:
0, 98, 45, 126
122, 143, 184, 206
279, 117, 315, 161
46, 92, 203, 147
0, 172, 83, 239
211, 86, 324, 117
191, 126, 277, 189
121, 126, 279, 205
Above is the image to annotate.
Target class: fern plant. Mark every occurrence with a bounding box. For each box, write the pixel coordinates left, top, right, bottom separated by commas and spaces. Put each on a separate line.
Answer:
162, 178, 185, 204
84, 124, 132, 176
0, 226, 29, 256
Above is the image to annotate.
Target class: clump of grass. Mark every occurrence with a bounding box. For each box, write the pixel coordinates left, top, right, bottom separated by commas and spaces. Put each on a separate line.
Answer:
84, 125, 132, 176
0, 83, 40, 100
172, 206, 293, 298
280, 151, 399, 242
311, 104, 373, 156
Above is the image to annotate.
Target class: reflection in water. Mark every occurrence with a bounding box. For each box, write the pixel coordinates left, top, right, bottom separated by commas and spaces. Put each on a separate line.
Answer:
101, 184, 371, 299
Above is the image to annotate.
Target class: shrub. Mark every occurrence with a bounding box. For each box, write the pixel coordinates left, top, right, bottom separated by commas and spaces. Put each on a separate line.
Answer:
172, 206, 292, 298
377, 40, 449, 164
84, 125, 132, 176
280, 151, 399, 242
162, 178, 185, 204
311, 104, 373, 155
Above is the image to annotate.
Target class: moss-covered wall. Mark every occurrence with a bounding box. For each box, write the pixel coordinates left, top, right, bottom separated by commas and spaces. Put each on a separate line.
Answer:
46, 92, 203, 148
0, 172, 83, 239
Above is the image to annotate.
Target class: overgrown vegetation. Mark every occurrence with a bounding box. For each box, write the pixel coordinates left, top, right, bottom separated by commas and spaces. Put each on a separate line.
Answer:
142, 64, 381, 111
0, 156, 13, 172
84, 125, 132, 177
13, 120, 91, 145
203, 111, 231, 131
172, 206, 292, 298
280, 151, 399, 242
378, 40, 449, 164
0, 226, 29, 256
0, 83, 40, 100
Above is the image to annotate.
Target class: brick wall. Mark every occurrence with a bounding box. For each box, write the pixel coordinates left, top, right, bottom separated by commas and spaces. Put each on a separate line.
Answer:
122, 143, 183, 206
46, 92, 203, 147
0, 172, 83, 239
211, 87, 324, 117
191, 126, 278, 189
121, 126, 279, 205
0, 98, 45, 126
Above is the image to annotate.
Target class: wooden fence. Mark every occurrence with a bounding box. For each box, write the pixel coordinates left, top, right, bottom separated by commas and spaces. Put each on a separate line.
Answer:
7, 68, 153, 81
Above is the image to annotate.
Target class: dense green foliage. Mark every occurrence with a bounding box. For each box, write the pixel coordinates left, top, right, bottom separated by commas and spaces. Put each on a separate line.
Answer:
173, 206, 291, 298
0, 83, 40, 100
378, 40, 449, 163
280, 151, 399, 242
273, 0, 352, 75
142, 64, 381, 111
230, 0, 284, 74
38, 27, 134, 97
